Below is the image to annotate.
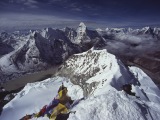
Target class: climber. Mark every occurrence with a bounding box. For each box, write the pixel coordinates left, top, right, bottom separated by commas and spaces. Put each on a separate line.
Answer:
0, 87, 5, 92
122, 84, 136, 96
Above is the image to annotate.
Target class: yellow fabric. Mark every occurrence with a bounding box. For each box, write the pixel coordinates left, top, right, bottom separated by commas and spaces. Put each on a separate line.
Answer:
58, 90, 63, 98
50, 103, 69, 120
58, 88, 67, 99
34, 113, 40, 117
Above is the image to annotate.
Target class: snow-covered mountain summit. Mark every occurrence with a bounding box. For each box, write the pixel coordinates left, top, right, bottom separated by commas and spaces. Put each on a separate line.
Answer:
56, 48, 129, 96
57, 48, 160, 99
75, 22, 87, 44
1, 49, 160, 120
68, 22, 101, 46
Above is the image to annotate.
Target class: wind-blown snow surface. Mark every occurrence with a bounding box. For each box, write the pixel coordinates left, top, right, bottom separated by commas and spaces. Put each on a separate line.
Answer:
1, 49, 160, 120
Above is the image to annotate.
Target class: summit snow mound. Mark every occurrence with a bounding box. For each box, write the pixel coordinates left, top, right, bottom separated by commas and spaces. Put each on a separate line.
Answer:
0, 77, 83, 120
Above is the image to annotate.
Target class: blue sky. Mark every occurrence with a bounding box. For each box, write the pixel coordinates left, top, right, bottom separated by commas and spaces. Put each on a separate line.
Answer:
0, 0, 160, 30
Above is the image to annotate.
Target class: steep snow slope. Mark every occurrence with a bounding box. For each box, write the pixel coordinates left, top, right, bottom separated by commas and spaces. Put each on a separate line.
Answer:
1, 49, 160, 120
129, 66, 160, 103
0, 34, 47, 82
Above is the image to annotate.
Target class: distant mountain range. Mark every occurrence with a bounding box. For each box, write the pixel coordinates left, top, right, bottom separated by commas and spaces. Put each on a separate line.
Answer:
0, 23, 160, 85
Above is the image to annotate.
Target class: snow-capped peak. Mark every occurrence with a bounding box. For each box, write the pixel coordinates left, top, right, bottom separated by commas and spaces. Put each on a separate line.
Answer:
78, 22, 87, 29
141, 26, 152, 33
96, 28, 103, 32
77, 22, 87, 32
142, 26, 150, 31
73, 22, 88, 44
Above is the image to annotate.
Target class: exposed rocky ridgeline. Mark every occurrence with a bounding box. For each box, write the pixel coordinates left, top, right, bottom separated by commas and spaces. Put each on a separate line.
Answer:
56, 49, 136, 97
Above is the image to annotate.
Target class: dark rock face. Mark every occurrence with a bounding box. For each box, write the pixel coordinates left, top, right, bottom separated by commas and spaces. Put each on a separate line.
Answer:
32, 25, 102, 65
34, 29, 82, 65
0, 41, 14, 56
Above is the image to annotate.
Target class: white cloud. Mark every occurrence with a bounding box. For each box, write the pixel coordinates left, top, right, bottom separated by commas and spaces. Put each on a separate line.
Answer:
104, 32, 160, 56
116, 33, 153, 44
24, 0, 38, 8
10, 0, 39, 8
70, 3, 77, 8
71, 8, 82, 12
0, 13, 82, 31
50, 0, 63, 2
48, 0, 67, 4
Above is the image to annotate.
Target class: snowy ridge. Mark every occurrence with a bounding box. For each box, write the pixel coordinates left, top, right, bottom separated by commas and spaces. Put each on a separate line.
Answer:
129, 67, 160, 103
1, 49, 160, 120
